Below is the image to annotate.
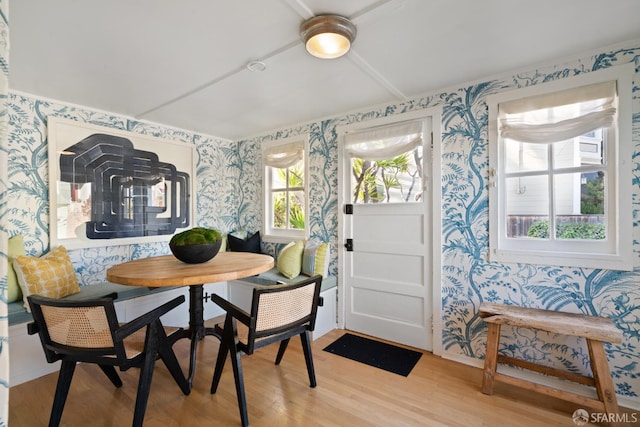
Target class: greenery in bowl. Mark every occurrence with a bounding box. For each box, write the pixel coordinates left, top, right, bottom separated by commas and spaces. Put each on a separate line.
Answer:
169, 227, 223, 263
170, 227, 222, 246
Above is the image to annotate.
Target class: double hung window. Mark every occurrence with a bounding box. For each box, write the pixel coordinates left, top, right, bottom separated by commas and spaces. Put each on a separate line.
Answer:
488, 65, 633, 270
263, 137, 307, 241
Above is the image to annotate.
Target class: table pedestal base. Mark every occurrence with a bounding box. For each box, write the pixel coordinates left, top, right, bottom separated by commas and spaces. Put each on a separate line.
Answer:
171, 284, 220, 388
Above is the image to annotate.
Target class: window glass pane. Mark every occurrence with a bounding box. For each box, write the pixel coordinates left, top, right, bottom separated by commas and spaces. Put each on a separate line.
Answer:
287, 161, 305, 188
272, 167, 286, 188
579, 129, 604, 166
351, 146, 423, 204
288, 191, 305, 229
504, 140, 548, 173
554, 172, 606, 240
505, 175, 548, 238
552, 129, 604, 169
552, 139, 578, 169
272, 191, 286, 229
289, 161, 304, 187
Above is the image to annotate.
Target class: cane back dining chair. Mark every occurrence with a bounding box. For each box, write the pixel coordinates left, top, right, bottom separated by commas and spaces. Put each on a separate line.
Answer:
27, 294, 191, 427
210, 275, 323, 427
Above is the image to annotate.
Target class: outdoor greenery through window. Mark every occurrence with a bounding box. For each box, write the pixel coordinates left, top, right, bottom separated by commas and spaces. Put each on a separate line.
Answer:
346, 119, 425, 204
263, 139, 306, 238
270, 161, 305, 230
488, 64, 633, 270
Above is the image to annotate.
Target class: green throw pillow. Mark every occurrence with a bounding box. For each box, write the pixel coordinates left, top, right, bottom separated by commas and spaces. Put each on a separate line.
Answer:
276, 240, 304, 279
7, 235, 26, 303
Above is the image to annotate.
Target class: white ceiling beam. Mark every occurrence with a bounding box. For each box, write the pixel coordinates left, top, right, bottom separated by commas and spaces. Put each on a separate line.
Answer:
348, 50, 408, 100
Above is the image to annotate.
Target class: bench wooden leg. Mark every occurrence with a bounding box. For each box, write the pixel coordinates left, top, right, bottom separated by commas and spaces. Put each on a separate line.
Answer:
587, 339, 620, 424
482, 323, 501, 395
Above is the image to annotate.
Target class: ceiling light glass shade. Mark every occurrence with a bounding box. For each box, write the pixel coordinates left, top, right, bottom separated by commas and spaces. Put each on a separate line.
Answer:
300, 15, 356, 59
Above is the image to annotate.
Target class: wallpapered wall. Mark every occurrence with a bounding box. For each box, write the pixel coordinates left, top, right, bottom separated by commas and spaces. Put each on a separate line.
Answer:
236, 43, 640, 404
1, 33, 639, 411
4, 96, 237, 284
0, 0, 9, 423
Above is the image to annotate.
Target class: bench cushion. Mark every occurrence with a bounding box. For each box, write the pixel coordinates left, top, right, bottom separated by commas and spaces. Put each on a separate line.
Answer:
8, 282, 178, 326
242, 267, 336, 293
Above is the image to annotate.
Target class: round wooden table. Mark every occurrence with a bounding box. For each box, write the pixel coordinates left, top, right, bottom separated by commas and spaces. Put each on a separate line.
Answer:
107, 251, 274, 388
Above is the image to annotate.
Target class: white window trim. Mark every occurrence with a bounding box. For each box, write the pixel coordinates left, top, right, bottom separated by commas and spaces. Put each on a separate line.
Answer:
487, 63, 634, 271
262, 135, 309, 244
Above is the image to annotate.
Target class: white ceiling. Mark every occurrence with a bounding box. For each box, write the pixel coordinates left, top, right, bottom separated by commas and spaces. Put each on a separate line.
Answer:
9, 0, 640, 140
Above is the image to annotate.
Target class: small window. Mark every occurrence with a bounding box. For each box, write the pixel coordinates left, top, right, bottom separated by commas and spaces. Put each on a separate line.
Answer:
345, 119, 427, 204
488, 64, 633, 270
263, 137, 307, 242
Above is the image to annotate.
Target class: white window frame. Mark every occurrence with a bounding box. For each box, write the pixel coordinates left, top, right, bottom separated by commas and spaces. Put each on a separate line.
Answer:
262, 135, 309, 243
488, 64, 634, 271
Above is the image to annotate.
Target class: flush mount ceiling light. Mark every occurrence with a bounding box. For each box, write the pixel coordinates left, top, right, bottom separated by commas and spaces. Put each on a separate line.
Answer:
300, 14, 356, 59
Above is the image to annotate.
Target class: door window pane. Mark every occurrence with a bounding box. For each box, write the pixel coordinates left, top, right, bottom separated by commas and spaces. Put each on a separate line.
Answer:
351, 147, 423, 204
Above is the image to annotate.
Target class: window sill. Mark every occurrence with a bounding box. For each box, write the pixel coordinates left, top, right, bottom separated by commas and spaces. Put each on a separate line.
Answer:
490, 248, 633, 271
262, 233, 306, 244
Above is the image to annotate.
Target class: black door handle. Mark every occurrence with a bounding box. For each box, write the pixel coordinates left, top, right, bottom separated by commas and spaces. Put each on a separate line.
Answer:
345, 239, 353, 252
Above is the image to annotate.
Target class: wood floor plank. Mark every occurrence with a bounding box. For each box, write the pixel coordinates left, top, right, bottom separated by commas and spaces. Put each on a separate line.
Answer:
9, 325, 631, 426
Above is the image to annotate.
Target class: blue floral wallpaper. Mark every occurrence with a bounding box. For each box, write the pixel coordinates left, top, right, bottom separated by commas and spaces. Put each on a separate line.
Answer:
4, 94, 237, 283
1, 24, 639, 414
240, 44, 640, 405
0, 0, 8, 423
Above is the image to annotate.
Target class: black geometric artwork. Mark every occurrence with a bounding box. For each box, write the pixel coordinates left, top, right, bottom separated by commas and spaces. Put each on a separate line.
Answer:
59, 133, 190, 239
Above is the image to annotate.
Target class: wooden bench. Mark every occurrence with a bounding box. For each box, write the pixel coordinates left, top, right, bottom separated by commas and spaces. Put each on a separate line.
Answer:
479, 302, 623, 423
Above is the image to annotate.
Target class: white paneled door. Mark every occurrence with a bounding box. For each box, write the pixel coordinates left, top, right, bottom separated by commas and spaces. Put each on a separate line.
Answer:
340, 115, 433, 351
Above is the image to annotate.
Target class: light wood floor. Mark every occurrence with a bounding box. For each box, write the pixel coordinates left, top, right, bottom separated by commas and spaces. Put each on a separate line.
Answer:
9, 323, 620, 426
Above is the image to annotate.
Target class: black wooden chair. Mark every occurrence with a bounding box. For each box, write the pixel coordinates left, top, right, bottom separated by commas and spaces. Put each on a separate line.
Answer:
27, 294, 191, 427
210, 275, 323, 427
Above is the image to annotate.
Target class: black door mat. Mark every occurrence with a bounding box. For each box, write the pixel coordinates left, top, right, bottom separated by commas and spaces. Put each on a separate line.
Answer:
323, 333, 422, 377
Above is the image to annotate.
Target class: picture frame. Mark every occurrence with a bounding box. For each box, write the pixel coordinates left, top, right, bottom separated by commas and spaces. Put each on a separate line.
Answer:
48, 117, 196, 250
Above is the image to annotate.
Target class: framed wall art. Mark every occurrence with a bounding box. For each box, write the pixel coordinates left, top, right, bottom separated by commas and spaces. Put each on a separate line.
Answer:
48, 117, 196, 249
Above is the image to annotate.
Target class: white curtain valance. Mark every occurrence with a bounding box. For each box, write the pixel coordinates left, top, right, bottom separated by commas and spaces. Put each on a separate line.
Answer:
499, 81, 617, 144
263, 141, 304, 168
345, 120, 423, 161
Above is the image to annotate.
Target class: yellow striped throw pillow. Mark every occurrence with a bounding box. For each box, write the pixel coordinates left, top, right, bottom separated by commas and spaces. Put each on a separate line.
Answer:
302, 241, 330, 277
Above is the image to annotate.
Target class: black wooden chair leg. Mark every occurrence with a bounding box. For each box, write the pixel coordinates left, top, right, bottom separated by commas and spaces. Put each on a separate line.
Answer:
132, 350, 157, 427
132, 326, 160, 427
211, 322, 231, 394
229, 338, 249, 427
275, 338, 290, 365
98, 364, 123, 387
156, 325, 190, 395
50, 360, 76, 427
300, 331, 316, 388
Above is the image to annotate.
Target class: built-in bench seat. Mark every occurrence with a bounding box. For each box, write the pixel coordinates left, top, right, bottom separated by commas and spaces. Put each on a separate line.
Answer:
8, 282, 178, 326
247, 267, 337, 290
